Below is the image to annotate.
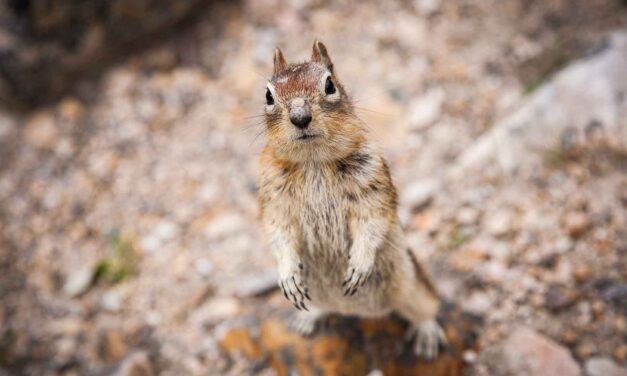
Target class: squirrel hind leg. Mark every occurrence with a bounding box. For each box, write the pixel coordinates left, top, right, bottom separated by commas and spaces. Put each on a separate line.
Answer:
405, 319, 447, 360
288, 309, 326, 336
390, 268, 446, 359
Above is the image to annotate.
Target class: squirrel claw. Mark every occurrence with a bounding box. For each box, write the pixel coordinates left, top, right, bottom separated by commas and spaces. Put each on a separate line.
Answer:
342, 266, 371, 297
279, 268, 309, 310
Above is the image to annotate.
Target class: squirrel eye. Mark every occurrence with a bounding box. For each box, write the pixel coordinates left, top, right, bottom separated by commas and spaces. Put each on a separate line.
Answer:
265, 88, 274, 105
325, 76, 336, 95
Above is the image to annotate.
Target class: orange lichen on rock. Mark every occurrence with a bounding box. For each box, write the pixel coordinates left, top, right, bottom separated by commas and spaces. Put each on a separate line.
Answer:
219, 302, 481, 376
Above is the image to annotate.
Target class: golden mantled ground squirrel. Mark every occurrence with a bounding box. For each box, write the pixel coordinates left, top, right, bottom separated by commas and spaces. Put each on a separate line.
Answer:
258, 41, 447, 358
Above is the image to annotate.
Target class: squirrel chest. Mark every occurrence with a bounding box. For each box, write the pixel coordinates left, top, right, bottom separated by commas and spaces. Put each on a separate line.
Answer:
261, 147, 393, 267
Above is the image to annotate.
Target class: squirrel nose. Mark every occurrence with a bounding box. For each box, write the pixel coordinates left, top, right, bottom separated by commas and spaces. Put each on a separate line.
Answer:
290, 112, 312, 128
289, 98, 312, 129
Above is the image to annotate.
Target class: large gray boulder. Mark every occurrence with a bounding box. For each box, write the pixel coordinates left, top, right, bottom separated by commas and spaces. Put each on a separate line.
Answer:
453, 31, 627, 177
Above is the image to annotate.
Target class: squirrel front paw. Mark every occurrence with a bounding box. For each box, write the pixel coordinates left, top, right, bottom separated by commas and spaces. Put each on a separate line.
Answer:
278, 263, 311, 311
342, 256, 374, 296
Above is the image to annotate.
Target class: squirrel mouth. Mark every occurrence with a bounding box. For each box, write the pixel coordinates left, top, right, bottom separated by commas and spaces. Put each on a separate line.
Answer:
295, 134, 320, 141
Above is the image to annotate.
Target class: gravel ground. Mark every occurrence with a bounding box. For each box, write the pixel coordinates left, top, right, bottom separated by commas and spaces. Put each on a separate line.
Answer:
0, 0, 625, 374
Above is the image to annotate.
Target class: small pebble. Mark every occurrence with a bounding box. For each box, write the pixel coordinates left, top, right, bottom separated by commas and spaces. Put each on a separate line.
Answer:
584, 357, 627, 376
63, 266, 95, 297
564, 212, 590, 238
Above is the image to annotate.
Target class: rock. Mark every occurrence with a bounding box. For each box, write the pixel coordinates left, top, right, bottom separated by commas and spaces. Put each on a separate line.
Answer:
453, 31, 627, 177
203, 213, 248, 240
577, 342, 595, 360
101, 290, 125, 312
462, 291, 495, 315
585, 357, 627, 376
234, 270, 279, 298
457, 207, 480, 226
591, 300, 606, 320
114, 351, 154, 376
483, 260, 508, 283
615, 345, 627, 363
408, 88, 445, 130
483, 210, 514, 237
573, 301, 594, 327
554, 236, 575, 254
414, 0, 441, 16
56, 335, 77, 354
143, 47, 178, 71
253, 28, 279, 65
100, 329, 128, 362
48, 318, 85, 337
565, 212, 591, 238
139, 220, 180, 254
450, 246, 489, 272
573, 264, 593, 283
189, 297, 241, 327
194, 258, 214, 278
561, 327, 580, 346
23, 111, 59, 149
63, 266, 95, 297
602, 283, 627, 310
219, 301, 482, 375
485, 327, 581, 376
153, 221, 179, 241
59, 98, 85, 121
139, 310, 160, 327
174, 285, 215, 321
244, 0, 283, 24
462, 349, 478, 364
0, 113, 16, 141
402, 179, 440, 212
544, 285, 578, 312
618, 181, 627, 206
55, 137, 75, 158
139, 235, 161, 254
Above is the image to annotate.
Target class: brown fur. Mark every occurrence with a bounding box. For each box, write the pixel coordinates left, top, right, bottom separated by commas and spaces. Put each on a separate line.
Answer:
407, 248, 438, 297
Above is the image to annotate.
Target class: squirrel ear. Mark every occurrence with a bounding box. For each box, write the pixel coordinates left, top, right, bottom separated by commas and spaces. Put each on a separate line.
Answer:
311, 40, 333, 72
273, 47, 287, 76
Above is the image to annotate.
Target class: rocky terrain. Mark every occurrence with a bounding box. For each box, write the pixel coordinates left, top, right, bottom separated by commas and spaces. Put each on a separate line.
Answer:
1, 0, 626, 375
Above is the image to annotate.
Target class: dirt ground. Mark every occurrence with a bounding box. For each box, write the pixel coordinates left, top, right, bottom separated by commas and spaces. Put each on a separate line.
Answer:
0, 0, 626, 374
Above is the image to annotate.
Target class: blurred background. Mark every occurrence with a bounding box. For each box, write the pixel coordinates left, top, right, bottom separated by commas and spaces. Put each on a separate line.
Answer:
0, 0, 626, 375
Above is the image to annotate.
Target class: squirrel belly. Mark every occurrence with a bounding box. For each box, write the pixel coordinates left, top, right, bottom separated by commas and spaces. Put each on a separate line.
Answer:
260, 141, 404, 317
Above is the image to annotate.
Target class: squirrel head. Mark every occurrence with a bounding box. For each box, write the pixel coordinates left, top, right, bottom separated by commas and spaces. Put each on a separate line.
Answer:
263, 40, 364, 163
